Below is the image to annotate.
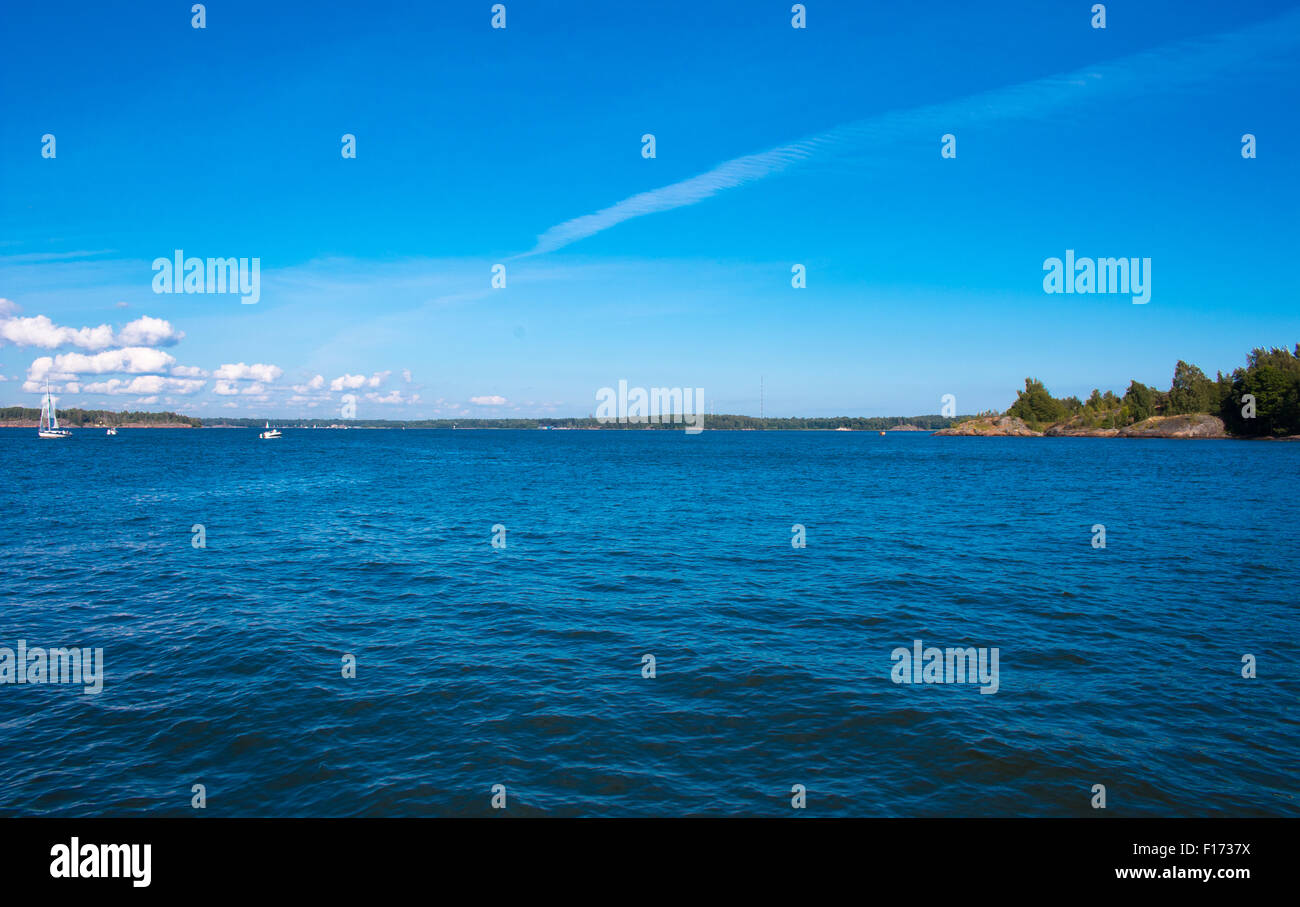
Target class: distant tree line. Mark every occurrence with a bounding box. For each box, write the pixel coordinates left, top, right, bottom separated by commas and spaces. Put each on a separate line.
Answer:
1002, 345, 1300, 436
0, 406, 202, 427
632, 414, 957, 431
209, 414, 961, 431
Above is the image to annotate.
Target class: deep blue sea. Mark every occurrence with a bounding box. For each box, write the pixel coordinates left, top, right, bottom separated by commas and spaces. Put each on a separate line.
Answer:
1, 427, 1296, 817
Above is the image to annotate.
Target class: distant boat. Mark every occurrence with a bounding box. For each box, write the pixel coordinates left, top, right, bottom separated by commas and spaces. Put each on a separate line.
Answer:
259, 421, 282, 440
834, 426, 851, 431
37, 383, 71, 439
106, 427, 118, 436
879, 430, 886, 436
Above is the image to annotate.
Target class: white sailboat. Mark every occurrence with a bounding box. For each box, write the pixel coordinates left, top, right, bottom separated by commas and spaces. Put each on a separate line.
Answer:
38, 383, 71, 439
259, 421, 281, 439
106, 426, 118, 436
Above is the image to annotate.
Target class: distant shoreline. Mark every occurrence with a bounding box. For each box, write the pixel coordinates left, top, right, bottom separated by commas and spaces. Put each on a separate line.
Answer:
0, 421, 196, 429
0, 410, 951, 431
3, 422, 1295, 439
0, 423, 930, 431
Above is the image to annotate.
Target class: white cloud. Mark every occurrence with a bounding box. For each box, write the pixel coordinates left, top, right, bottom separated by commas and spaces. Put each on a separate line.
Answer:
367, 370, 391, 388
27, 347, 177, 381
470, 395, 507, 406
171, 365, 207, 378
213, 379, 266, 396
2, 315, 114, 350
330, 373, 367, 391
213, 362, 283, 382
292, 374, 326, 393
402, 369, 412, 383
117, 316, 184, 347
0, 311, 183, 350
365, 390, 419, 405
77, 376, 206, 396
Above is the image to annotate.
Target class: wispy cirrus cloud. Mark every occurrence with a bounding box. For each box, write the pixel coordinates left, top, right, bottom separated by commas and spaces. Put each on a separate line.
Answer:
0, 250, 117, 265
525, 9, 1300, 256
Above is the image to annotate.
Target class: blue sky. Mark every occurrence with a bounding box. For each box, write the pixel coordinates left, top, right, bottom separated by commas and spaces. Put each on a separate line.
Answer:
2, 0, 1298, 419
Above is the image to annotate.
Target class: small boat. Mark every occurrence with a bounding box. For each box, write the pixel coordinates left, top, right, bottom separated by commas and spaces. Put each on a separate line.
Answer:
879, 430, 886, 436
106, 427, 118, 436
259, 421, 282, 439
37, 383, 71, 439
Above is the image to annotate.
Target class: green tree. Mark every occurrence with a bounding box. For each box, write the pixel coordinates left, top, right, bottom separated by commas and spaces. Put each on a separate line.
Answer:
1006, 378, 1068, 425
1222, 346, 1300, 436
1121, 380, 1155, 423
1168, 360, 1216, 414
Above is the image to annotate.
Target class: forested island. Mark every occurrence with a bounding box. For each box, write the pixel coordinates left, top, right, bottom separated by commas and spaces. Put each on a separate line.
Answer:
0, 406, 201, 428
939, 345, 1300, 439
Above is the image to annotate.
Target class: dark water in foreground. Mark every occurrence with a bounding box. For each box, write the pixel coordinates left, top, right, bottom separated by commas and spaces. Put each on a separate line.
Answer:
0, 428, 1296, 816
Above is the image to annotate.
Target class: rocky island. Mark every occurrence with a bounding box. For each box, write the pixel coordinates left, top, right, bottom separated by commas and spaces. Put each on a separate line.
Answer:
935, 346, 1300, 440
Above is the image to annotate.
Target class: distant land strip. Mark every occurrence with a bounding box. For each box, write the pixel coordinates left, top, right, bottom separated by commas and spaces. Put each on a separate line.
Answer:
213, 415, 954, 431
0, 407, 201, 428
0, 410, 954, 430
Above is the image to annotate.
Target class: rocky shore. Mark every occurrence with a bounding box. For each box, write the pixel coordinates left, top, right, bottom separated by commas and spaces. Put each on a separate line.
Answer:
936, 413, 1238, 438
0, 421, 197, 429
933, 416, 1041, 436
